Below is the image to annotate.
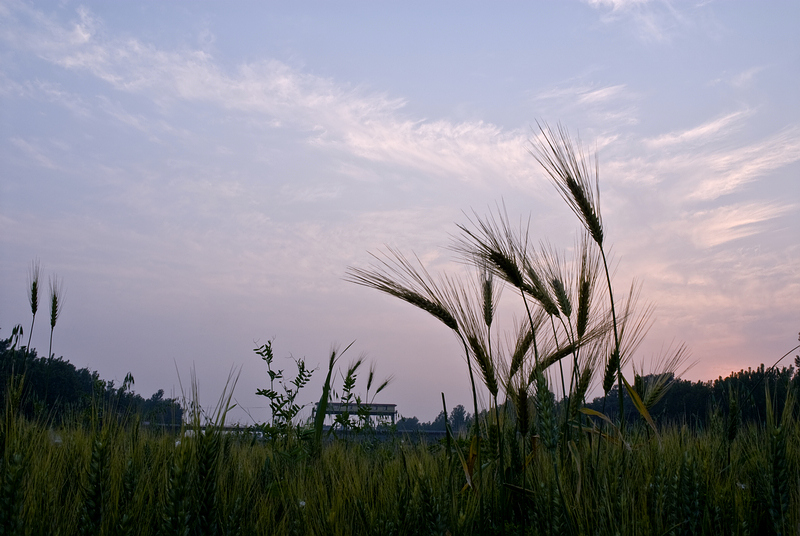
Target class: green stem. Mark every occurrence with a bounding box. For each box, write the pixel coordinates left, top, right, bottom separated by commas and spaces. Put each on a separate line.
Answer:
519, 289, 540, 369
599, 247, 624, 431
25, 313, 35, 359
458, 335, 484, 524
549, 316, 568, 404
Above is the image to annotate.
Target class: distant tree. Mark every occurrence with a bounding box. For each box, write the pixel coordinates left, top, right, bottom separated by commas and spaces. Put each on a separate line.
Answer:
449, 404, 471, 434
395, 416, 420, 431
423, 410, 447, 432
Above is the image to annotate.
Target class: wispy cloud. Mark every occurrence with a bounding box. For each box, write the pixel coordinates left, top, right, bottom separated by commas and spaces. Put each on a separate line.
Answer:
585, 0, 688, 43
577, 84, 627, 104
689, 127, 800, 200
533, 83, 630, 106
33, 80, 91, 117
280, 183, 342, 203
684, 201, 794, 249
1, 2, 538, 192
586, 0, 652, 13
644, 110, 751, 148
97, 96, 160, 141
0, 71, 91, 116
9, 137, 58, 169
531, 82, 638, 130
603, 116, 800, 201
708, 66, 768, 91
731, 66, 765, 89
8, 3, 794, 236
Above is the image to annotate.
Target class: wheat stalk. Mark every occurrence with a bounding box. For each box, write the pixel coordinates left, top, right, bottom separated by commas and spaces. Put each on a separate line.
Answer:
575, 234, 600, 341
47, 275, 64, 360
632, 342, 693, 410
25, 260, 40, 355
345, 248, 483, 455
529, 123, 603, 247
529, 123, 641, 427
345, 248, 459, 332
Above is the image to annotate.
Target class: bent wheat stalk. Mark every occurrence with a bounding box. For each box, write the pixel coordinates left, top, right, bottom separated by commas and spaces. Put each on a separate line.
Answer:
345, 248, 482, 443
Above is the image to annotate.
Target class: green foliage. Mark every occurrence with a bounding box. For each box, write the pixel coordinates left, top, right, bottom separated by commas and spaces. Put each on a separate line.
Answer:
0, 368, 797, 535
0, 453, 24, 536
79, 434, 108, 536
254, 340, 313, 446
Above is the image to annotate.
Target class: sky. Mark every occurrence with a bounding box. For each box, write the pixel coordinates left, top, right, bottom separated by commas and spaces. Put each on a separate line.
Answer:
1, 0, 798, 423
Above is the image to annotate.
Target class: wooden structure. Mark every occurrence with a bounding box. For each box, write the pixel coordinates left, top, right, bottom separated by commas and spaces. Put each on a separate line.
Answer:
313, 402, 397, 425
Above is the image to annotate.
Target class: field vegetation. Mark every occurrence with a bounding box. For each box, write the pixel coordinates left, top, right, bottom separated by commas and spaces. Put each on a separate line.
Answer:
2, 125, 798, 535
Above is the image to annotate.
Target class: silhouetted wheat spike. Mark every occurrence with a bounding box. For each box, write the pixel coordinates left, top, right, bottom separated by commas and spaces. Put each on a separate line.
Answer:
551, 277, 571, 319
531, 342, 579, 381
513, 384, 530, 438
522, 255, 560, 317
467, 335, 497, 399
25, 260, 40, 355
480, 261, 498, 330
603, 349, 619, 395
530, 123, 637, 427
508, 322, 535, 383
575, 234, 599, 340
571, 364, 593, 422
313, 342, 354, 453
455, 210, 533, 296
537, 241, 573, 323
345, 248, 482, 449
446, 272, 503, 490
538, 241, 582, 408
453, 208, 549, 368
477, 260, 504, 471
47, 275, 64, 360
345, 248, 459, 332
530, 123, 603, 248
451, 273, 509, 416
633, 343, 692, 410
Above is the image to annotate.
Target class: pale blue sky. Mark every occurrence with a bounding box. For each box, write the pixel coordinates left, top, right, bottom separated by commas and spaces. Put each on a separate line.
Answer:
1, 0, 798, 421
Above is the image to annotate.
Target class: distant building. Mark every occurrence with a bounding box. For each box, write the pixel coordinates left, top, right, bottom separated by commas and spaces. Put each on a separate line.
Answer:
313, 402, 397, 425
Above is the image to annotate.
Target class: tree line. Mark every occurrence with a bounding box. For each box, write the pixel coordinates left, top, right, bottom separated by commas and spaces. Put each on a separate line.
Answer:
1, 329, 182, 426
585, 360, 800, 428
396, 358, 800, 435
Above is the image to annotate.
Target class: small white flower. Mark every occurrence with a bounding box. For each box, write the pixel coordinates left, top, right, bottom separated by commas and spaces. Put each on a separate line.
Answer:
299, 500, 306, 508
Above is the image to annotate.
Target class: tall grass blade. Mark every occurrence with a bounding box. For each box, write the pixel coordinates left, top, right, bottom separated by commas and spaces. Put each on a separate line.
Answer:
313, 342, 354, 451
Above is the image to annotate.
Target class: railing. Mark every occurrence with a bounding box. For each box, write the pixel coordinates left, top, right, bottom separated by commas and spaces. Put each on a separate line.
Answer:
313, 402, 398, 424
